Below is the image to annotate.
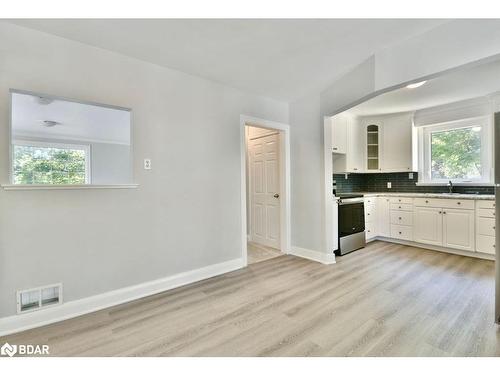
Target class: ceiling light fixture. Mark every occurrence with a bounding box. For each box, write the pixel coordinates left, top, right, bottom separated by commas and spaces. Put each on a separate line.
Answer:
42, 120, 60, 127
36, 96, 54, 105
406, 81, 427, 89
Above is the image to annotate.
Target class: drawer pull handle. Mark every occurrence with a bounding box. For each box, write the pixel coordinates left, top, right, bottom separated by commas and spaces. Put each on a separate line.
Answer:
493, 227, 496, 230
399, 231, 402, 234
425, 200, 429, 203
399, 206, 401, 209
457, 202, 461, 205
399, 217, 402, 220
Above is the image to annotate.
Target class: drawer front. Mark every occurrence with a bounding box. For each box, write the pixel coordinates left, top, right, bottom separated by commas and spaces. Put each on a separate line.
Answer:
390, 224, 412, 241
476, 234, 495, 255
413, 198, 442, 207
476, 200, 495, 209
390, 203, 413, 212
413, 197, 474, 210
366, 222, 376, 239
389, 197, 413, 204
365, 204, 376, 222
390, 211, 413, 226
364, 197, 377, 205
477, 208, 495, 218
440, 199, 474, 210
477, 217, 496, 237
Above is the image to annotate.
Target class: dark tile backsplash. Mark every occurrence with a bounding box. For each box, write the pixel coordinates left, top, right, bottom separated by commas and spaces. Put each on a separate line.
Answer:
333, 172, 494, 195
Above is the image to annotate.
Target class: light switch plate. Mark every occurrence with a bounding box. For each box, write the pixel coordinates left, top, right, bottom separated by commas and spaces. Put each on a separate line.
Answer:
409, 172, 414, 179
144, 159, 152, 170
387, 182, 392, 189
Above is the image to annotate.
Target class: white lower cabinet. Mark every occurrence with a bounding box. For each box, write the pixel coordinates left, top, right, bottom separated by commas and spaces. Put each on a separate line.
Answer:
414, 204, 475, 252
476, 200, 496, 255
377, 197, 391, 237
442, 209, 475, 252
364, 197, 377, 240
476, 235, 495, 255
413, 206, 443, 246
362, 195, 495, 257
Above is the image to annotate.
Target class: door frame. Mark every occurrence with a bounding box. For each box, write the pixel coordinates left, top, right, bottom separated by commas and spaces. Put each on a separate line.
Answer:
240, 115, 291, 266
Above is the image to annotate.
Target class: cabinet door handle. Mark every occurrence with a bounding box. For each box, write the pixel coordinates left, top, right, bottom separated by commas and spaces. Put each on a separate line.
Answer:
399, 231, 402, 235
443, 211, 446, 214
399, 217, 402, 220
425, 200, 429, 203
439, 211, 442, 214
457, 202, 461, 205
333, 147, 338, 150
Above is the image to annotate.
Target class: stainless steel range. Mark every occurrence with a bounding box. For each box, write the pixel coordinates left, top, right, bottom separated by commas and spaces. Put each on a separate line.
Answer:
335, 193, 366, 256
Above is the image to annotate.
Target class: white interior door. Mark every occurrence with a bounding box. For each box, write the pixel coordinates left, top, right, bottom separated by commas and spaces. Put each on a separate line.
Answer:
249, 132, 280, 249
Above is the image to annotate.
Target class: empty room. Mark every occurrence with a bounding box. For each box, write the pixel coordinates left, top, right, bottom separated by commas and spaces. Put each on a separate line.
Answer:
1, 2, 500, 373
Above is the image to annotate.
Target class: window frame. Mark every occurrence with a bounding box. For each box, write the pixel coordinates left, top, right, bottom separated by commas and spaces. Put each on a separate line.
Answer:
418, 116, 493, 185
12, 139, 92, 185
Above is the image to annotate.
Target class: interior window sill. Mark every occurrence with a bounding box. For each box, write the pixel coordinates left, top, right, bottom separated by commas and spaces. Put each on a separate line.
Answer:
416, 182, 494, 187
1, 184, 139, 191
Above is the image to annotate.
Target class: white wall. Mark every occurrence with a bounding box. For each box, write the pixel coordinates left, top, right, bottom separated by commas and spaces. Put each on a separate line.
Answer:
375, 20, 500, 91
289, 94, 324, 252
0, 22, 288, 318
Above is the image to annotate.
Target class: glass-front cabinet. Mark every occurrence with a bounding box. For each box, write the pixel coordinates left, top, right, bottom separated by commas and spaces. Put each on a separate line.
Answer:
366, 124, 381, 171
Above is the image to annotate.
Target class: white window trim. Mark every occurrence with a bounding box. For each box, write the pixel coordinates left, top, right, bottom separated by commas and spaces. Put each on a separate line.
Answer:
417, 116, 493, 185
12, 139, 92, 184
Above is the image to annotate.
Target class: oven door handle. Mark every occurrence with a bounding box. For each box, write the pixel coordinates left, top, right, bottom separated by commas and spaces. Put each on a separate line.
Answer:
338, 198, 365, 205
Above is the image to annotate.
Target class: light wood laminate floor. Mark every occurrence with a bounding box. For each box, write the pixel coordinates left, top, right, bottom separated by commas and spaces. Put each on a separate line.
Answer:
247, 241, 282, 264
2, 241, 499, 356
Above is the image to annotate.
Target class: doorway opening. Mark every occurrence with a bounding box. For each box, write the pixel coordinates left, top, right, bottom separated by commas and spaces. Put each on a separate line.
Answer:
240, 115, 291, 266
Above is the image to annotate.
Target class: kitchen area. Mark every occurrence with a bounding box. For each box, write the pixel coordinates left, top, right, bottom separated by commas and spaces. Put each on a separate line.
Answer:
330, 58, 498, 261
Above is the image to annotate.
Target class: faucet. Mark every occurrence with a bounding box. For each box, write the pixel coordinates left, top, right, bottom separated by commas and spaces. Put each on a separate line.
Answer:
447, 180, 453, 194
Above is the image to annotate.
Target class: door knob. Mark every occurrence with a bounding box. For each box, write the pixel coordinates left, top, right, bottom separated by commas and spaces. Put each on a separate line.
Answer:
273, 193, 280, 198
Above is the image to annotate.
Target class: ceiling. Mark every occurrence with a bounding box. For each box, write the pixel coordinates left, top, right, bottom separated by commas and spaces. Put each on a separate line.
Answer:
12, 92, 131, 144
347, 57, 500, 117
8, 19, 447, 102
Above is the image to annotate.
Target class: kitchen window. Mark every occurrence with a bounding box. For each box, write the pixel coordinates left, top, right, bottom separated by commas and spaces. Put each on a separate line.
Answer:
12, 140, 91, 185
419, 116, 493, 184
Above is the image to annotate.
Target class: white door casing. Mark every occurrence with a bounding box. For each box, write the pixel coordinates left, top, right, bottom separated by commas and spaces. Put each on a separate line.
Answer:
249, 132, 280, 249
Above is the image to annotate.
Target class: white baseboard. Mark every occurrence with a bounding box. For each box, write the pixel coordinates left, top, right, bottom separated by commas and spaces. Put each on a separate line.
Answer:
0, 258, 245, 337
289, 246, 336, 265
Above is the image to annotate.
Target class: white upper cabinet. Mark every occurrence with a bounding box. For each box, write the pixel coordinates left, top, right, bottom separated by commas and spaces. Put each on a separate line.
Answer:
331, 114, 349, 154
363, 121, 382, 172
381, 113, 418, 172
346, 117, 364, 172
332, 112, 417, 174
